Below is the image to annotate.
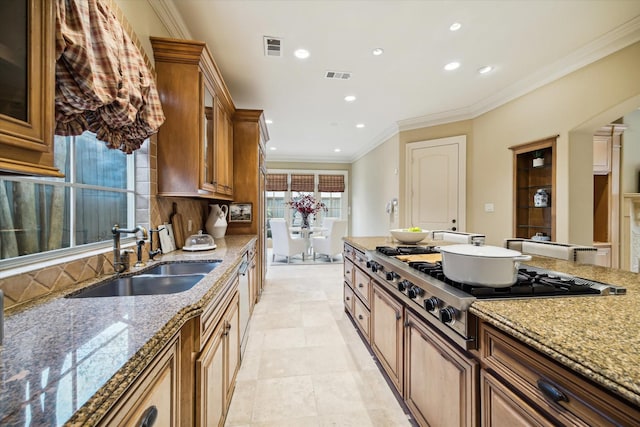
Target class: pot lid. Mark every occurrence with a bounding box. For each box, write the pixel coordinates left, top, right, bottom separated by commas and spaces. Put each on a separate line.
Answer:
438, 244, 523, 258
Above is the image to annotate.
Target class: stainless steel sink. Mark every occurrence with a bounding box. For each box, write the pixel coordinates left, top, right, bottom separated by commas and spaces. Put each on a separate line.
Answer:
143, 261, 221, 276
68, 274, 205, 298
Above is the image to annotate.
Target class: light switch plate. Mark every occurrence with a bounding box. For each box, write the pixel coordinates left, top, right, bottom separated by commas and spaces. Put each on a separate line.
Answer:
484, 203, 495, 212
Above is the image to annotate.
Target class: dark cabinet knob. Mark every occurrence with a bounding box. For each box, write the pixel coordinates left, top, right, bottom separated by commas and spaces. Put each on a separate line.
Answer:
537, 379, 569, 404
137, 406, 158, 427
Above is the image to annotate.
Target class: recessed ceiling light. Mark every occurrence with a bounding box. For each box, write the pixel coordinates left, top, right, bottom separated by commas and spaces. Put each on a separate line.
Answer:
265, 119, 273, 124
449, 22, 462, 31
356, 123, 365, 128
444, 61, 460, 71
344, 95, 356, 102
478, 65, 493, 74
269, 146, 277, 151
294, 48, 310, 59
372, 48, 384, 56
334, 148, 341, 153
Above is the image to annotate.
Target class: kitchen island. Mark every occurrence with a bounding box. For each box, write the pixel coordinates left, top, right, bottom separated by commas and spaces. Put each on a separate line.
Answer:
0, 235, 256, 426
344, 236, 640, 426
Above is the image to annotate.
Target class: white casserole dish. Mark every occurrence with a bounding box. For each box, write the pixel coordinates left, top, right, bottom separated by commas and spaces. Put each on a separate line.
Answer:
437, 244, 532, 288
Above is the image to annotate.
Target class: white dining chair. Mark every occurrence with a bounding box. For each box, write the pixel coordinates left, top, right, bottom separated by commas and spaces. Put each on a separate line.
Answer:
270, 218, 307, 263
312, 219, 347, 262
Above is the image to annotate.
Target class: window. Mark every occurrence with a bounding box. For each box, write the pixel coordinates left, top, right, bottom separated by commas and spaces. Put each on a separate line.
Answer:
0, 133, 135, 264
265, 170, 348, 235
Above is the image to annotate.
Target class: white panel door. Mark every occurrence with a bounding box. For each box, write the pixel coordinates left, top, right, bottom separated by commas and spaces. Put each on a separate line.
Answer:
407, 136, 466, 231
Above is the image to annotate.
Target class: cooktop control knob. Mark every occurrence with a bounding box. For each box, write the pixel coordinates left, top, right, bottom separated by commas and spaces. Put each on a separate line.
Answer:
386, 271, 400, 281
424, 297, 440, 312
398, 280, 411, 292
439, 306, 457, 325
407, 286, 424, 299
366, 261, 381, 273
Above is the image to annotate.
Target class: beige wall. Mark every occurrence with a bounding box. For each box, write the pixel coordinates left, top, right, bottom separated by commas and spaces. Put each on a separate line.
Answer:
622, 109, 640, 194
351, 134, 400, 236
353, 42, 640, 246
114, 0, 171, 61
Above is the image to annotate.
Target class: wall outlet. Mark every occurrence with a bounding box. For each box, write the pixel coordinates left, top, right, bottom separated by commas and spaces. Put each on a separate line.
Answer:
484, 203, 495, 213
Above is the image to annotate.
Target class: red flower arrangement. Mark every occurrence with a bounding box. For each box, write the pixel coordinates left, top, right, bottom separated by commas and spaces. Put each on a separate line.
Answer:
286, 194, 327, 215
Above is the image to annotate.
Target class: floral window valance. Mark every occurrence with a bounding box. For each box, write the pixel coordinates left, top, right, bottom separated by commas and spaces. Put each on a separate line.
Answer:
54, 0, 165, 153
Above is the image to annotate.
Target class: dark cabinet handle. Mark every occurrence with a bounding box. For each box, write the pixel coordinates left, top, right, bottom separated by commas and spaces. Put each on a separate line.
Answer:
537, 379, 568, 403
358, 314, 364, 320
345, 296, 350, 301
137, 406, 158, 427
358, 283, 364, 288
395, 312, 401, 320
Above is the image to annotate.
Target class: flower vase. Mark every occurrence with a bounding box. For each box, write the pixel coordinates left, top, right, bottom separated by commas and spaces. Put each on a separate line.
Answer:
301, 213, 310, 229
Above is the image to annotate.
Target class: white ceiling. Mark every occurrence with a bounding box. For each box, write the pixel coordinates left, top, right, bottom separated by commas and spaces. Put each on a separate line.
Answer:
162, 0, 640, 163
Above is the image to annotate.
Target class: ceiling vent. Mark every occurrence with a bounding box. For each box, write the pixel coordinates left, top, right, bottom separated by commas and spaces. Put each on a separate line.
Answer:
324, 71, 352, 80
263, 36, 282, 57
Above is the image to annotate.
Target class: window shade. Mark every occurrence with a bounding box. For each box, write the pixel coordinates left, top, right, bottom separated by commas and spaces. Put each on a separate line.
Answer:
54, 0, 165, 153
266, 173, 288, 191
290, 174, 314, 192
318, 174, 345, 192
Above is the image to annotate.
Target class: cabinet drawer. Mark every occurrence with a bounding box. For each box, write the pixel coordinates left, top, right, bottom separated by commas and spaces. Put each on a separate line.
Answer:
344, 258, 354, 285
353, 297, 370, 341
481, 370, 555, 427
343, 282, 355, 315
343, 243, 355, 260
353, 249, 368, 271
481, 323, 640, 426
353, 267, 371, 307
98, 334, 180, 426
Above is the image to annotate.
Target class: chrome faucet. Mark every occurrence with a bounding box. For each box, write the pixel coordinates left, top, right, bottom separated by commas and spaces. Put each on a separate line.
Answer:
112, 224, 148, 273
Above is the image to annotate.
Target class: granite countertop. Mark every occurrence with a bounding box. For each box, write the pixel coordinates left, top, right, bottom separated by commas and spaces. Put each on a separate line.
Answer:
344, 236, 640, 406
0, 235, 256, 426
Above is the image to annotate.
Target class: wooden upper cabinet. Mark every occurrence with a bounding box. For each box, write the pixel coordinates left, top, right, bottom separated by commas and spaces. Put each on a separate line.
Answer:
0, 0, 61, 177
150, 37, 235, 199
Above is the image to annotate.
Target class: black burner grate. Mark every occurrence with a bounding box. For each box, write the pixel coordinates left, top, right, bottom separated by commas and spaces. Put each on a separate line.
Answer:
376, 246, 438, 256
406, 262, 601, 298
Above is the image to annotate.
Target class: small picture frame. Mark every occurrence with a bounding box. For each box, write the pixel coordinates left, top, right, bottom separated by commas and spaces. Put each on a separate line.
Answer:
229, 203, 253, 222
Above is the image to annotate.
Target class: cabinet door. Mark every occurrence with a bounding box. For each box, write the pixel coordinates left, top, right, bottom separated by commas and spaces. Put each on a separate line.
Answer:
481, 371, 555, 427
593, 135, 611, 175
225, 294, 240, 404
0, 0, 60, 177
196, 320, 226, 427
371, 284, 404, 393
405, 311, 478, 427
214, 98, 233, 196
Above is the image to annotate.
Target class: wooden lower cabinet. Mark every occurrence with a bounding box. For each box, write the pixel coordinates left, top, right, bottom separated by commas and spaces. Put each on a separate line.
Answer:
353, 296, 371, 341
196, 292, 240, 427
371, 283, 404, 393
480, 322, 640, 426
98, 333, 180, 426
481, 370, 554, 427
404, 311, 478, 427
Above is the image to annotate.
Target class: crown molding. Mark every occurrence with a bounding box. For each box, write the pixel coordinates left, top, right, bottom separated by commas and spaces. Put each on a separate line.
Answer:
148, 0, 192, 39
351, 123, 399, 162
397, 15, 640, 133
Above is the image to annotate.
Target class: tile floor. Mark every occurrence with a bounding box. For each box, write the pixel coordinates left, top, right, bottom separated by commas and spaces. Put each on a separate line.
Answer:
225, 257, 415, 426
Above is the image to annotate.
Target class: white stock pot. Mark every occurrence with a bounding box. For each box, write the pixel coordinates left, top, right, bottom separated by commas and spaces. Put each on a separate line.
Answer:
437, 244, 532, 288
